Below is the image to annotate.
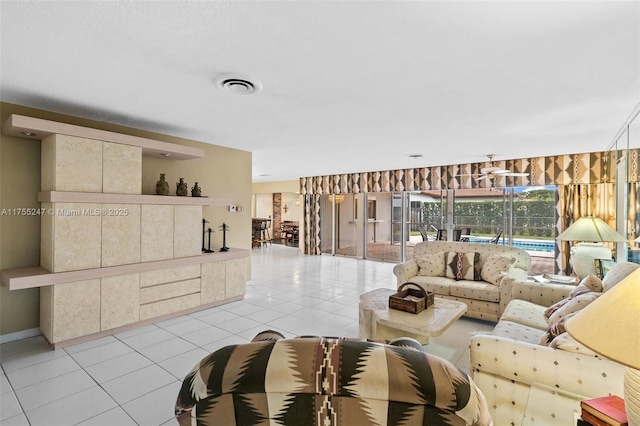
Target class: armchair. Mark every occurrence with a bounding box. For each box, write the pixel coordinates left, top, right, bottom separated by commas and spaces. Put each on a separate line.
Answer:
470, 262, 638, 424
176, 332, 493, 425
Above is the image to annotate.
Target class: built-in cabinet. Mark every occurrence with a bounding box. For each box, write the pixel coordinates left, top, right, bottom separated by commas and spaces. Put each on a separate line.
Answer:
0, 115, 249, 348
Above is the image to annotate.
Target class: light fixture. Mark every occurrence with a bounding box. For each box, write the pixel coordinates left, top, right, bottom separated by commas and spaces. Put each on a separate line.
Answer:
481, 154, 509, 174
20, 131, 37, 137
557, 216, 627, 243
566, 267, 640, 425
557, 216, 626, 278
161, 153, 171, 157
329, 194, 345, 204
408, 154, 424, 159
214, 73, 263, 95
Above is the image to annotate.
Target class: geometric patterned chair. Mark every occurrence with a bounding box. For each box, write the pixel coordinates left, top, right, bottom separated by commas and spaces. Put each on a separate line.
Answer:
175, 331, 492, 425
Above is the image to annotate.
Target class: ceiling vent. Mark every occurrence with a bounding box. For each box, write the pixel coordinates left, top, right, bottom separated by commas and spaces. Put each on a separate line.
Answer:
214, 74, 263, 95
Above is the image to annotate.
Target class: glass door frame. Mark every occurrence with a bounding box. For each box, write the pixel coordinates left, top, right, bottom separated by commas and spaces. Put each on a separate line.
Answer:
325, 187, 555, 263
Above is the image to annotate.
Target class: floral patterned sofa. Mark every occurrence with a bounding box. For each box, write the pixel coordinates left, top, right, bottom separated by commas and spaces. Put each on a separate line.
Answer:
175, 331, 493, 425
393, 241, 531, 322
469, 261, 639, 425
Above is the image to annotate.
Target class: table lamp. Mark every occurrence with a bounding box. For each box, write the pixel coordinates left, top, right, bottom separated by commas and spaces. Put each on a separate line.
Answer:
566, 267, 640, 425
557, 216, 626, 243
557, 216, 626, 278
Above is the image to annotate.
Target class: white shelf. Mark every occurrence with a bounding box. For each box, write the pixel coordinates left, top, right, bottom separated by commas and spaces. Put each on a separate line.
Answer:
38, 191, 232, 206
1, 249, 250, 291
2, 114, 204, 160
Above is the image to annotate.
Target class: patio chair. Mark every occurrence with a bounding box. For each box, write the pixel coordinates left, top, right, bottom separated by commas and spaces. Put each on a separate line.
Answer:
489, 230, 503, 244
459, 227, 472, 242
418, 225, 434, 241
436, 228, 462, 241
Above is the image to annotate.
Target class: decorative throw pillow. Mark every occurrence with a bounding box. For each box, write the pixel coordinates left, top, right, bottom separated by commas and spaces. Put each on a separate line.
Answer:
538, 329, 553, 346
547, 292, 600, 326
569, 273, 603, 298
446, 252, 480, 281
543, 297, 572, 319
416, 252, 446, 277
545, 274, 603, 319
539, 311, 578, 345
601, 262, 640, 292
480, 254, 516, 285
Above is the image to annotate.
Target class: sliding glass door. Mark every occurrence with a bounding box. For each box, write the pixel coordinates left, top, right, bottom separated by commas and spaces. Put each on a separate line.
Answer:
320, 194, 357, 257
453, 189, 507, 244
319, 187, 556, 274
364, 193, 397, 261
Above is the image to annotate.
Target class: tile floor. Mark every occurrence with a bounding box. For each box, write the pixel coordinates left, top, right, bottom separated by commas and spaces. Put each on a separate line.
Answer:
0, 244, 495, 426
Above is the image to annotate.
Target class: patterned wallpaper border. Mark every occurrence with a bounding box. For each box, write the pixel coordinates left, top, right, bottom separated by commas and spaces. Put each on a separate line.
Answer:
300, 150, 639, 195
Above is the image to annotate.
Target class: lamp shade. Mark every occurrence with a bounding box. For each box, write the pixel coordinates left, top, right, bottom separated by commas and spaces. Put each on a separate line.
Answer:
565, 267, 640, 369
557, 216, 626, 242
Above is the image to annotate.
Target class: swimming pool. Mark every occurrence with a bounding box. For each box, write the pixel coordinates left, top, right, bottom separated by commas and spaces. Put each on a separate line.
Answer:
506, 240, 555, 253
471, 238, 555, 253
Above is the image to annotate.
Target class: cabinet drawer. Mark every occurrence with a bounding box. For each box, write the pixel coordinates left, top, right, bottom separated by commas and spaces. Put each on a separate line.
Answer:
140, 292, 201, 321
140, 264, 201, 288
140, 278, 200, 304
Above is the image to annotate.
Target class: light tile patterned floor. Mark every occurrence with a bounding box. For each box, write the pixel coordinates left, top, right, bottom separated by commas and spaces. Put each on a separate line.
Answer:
0, 245, 495, 426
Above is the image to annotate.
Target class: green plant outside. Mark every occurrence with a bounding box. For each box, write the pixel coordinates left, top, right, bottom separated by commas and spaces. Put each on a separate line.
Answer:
417, 198, 556, 240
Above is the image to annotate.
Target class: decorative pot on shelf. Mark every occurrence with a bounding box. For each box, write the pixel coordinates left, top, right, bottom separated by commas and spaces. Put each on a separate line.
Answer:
191, 182, 202, 197
176, 178, 188, 196
155, 173, 170, 195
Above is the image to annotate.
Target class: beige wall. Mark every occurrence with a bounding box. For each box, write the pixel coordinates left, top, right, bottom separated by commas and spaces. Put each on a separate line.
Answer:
280, 192, 302, 222
0, 106, 42, 335
252, 180, 299, 194
0, 102, 252, 336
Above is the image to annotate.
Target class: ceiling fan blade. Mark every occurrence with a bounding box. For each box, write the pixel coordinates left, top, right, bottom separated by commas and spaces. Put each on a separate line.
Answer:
456, 173, 484, 177
476, 175, 489, 181
491, 169, 511, 175
503, 172, 529, 177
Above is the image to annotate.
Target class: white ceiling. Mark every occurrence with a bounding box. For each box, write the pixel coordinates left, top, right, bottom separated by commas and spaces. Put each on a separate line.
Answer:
1, 1, 638, 183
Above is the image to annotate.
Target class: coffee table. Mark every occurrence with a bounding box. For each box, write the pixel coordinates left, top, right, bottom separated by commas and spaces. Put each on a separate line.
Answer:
359, 288, 467, 344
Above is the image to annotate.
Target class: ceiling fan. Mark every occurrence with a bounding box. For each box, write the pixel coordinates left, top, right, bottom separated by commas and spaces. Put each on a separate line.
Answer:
458, 154, 529, 181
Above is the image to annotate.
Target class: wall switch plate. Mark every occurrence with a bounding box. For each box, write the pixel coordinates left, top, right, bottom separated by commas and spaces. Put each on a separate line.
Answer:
229, 205, 237, 212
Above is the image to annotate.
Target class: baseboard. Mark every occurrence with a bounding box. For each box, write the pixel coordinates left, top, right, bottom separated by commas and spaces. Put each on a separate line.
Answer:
0, 328, 42, 344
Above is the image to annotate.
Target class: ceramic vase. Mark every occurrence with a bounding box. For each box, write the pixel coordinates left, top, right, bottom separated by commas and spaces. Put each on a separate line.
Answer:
155, 173, 169, 195
176, 178, 188, 196
191, 182, 202, 197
